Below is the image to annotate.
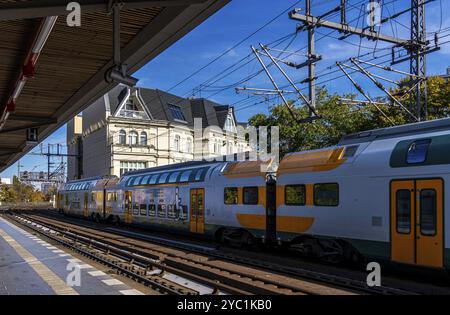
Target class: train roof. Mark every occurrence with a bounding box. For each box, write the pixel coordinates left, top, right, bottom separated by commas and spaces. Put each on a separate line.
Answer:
339, 117, 450, 145
122, 152, 257, 177
65, 175, 117, 184
63, 175, 118, 192
122, 160, 222, 177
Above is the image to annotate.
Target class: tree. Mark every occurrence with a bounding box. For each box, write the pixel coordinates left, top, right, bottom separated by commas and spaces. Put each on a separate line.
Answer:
0, 176, 46, 203
248, 77, 450, 156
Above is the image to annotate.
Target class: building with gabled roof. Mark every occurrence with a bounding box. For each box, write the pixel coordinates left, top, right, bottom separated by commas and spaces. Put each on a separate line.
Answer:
67, 85, 249, 179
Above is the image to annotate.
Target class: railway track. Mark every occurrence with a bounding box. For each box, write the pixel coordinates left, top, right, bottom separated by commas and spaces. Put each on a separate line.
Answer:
3, 210, 417, 295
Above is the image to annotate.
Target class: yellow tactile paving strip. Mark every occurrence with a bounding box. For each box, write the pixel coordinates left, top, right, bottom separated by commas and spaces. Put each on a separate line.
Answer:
0, 228, 79, 295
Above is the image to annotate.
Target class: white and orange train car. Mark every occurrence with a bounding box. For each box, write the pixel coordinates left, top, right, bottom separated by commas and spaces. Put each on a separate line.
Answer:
58, 118, 450, 269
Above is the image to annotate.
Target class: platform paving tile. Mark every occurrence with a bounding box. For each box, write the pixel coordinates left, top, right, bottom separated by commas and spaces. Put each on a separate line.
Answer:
0, 217, 144, 295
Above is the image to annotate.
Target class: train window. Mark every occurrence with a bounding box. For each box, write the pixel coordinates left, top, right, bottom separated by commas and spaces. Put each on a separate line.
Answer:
148, 204, 156, 216
406, 139, 431, 164
158, 204, 167, 218
139, 204, 147, 216
180, 170, 192, 182
314, 183, 339, 207
343, 145, 359, 158
133, 177, 142, 186
169, 172, 180, 183
180, 205, 188, 220
149, 174, 159, 184
396, 190, 411, 234
167, 205, 176, 218
194, 168, 205, 181
126, 177, 134, 186
285, 185, 306, 206
133, 202, 139, 215
141, 175, 150, 185
224, 187, 238, 205
243, 187, 258, 205
158, 173, 169, 184
420, 189, 437, 236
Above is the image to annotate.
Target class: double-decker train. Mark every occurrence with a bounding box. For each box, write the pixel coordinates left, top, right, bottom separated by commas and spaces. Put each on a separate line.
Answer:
58, 118, 450, 269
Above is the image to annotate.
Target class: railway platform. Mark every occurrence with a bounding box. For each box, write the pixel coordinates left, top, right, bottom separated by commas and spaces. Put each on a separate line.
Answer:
0, 217, 144, 295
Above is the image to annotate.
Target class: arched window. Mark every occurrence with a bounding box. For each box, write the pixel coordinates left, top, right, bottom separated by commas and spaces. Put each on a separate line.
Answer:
129, 131, 138, 145
118, 130, 126, 145
174, 135, 180, 152
140, 132, 147, 146
224, 115, 235, 132
227, 142, 233, 155
186, 138, 193, 153
214, 139, 221, 155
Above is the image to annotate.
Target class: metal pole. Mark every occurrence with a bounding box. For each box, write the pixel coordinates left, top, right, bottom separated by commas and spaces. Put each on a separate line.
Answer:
113, 2, 121, 66
306, 0, 316, 116
410, 0, 427, 121
259, 44, 319, 117
47, 143, 50, 182
251, 46, 296, 119
337, 62, 394, 125
350, 59, 418, 121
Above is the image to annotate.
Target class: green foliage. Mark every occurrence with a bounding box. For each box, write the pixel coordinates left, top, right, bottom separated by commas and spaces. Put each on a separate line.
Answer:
249, 77, 449, 156
0, 176, 47, 203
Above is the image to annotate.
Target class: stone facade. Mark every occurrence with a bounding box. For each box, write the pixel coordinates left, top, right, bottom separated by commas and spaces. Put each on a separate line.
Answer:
67, 85, 249, 179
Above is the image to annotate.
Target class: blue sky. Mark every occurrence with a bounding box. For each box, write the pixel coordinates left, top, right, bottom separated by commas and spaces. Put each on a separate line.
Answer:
2, 0, 450, 181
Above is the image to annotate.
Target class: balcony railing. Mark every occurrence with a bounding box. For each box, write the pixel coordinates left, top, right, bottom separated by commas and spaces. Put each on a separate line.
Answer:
117, 109, 148, 120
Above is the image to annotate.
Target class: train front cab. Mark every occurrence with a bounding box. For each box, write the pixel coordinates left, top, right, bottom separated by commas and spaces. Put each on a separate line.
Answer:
388, 134, 450, 269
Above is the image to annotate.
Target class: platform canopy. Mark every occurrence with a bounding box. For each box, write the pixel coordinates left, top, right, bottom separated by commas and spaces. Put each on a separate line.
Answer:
0, 0, 229, 172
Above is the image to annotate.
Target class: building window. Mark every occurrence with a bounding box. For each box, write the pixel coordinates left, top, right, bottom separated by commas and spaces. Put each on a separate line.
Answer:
168, 104, 186, 121
125, 99, 138, 111
186, 138, 193, 153
118, 130, 126, 145
119, 161, 147, 176
314, 183, 339, 207
227, 142, 233, 155
406, 139, 431, 164
140, 132, 147, 146
214, 139, 221, 155
129, 131, 138, 145
224, 115, 235, 132
174, 135, 180, 152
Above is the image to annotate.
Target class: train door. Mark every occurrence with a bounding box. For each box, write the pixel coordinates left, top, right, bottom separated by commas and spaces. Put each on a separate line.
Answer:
390, 179, 444, 268
83, 192, 89, 218
266, 177, 277, 243
124, 191, 133, 224
190, 189, 205, 234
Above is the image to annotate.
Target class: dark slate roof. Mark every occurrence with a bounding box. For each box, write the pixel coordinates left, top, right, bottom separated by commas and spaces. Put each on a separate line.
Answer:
107, 85, 128, 114
104, 85, 247, 128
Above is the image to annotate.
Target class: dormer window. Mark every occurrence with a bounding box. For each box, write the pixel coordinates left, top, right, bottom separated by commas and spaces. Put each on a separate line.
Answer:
224, 112, 235, 133
169, 104, 186, 121
125, 99, 138, 111
116, 95, 150, 120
